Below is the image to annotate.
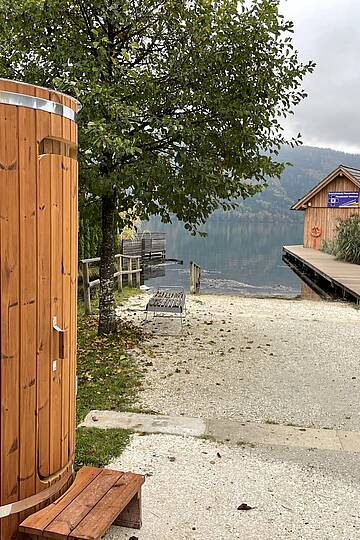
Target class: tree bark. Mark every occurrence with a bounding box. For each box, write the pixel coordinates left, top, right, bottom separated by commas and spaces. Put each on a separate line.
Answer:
98, 194, 117, 335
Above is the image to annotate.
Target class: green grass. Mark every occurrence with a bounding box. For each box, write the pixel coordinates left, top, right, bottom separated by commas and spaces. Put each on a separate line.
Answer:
75, 428, 131, 469
75, 288, 148, 469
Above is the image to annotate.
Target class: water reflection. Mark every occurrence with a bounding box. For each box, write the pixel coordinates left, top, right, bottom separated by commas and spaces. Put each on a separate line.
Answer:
144, 216, 304, 297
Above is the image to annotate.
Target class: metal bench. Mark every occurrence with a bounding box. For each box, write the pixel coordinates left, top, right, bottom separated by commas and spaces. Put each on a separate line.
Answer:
18, 466, 144, 540
145, 286, 186, 327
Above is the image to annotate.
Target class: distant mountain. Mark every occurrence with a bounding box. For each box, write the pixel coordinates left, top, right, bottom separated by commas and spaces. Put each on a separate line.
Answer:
212, 145, 360, 222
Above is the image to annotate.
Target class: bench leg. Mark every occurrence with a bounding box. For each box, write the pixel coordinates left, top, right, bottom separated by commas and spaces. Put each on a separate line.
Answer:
113, 491, 142, 530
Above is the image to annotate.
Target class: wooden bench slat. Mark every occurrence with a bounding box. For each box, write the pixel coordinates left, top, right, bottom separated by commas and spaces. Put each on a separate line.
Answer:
69, 473, 144, 540
43, 469, 124, 539
19, 467, 102, 535
19, 467, 144, 540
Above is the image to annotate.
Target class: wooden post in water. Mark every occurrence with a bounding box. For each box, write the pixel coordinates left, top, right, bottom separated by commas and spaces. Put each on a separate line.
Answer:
82, 261, 92, 314
0, 79, 79, 540
190, 261, 201, 294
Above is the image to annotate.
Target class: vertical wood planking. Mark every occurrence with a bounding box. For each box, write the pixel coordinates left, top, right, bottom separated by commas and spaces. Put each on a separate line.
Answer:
50, 153, 63, 475
0, 80, 78, 539
17, 81, 37, 518
61, 101, 72, 465
69, 117, 78, 461
49, 91, 63, 476
303, 172, 360, 247
0, 98, 20, 539
35, 86, 52, 483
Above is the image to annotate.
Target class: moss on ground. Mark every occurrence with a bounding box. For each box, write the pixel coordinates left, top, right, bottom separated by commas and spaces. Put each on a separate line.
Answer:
75, 288, 147, 469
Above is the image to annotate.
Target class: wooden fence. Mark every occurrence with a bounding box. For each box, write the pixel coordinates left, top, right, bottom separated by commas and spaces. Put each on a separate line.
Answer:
80, 254, 142, 314
190, 261, 201, 294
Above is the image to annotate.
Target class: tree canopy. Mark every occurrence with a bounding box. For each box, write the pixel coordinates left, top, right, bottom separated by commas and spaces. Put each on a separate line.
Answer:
0, 0, 314, 230
0, 0, 314, 332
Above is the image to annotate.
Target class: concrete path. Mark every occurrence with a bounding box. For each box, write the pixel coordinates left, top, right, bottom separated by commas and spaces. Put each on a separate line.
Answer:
105, 433, 360, 540
81, 410, 360, 453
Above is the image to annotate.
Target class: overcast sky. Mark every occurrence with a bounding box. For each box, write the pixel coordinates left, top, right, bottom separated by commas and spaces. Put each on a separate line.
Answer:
279, 0, 360, 154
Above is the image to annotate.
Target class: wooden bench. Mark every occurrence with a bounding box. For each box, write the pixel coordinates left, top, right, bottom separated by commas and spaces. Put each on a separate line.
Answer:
19, 467, 145, 540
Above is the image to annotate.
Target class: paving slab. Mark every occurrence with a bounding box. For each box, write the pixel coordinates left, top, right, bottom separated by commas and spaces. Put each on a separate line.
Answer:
81, 410, 206, 437
337, 430, 360, 452
205, 418, 343, 451
81, 411, 360, 453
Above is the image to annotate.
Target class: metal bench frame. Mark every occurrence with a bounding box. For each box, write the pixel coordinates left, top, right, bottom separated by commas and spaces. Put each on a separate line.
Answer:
145, 286, 186, 328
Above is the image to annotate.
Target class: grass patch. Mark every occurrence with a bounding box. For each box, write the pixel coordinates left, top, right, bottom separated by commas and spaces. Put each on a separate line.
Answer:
75, 427, 131, 469
75, 288, 149, 469
114, 287, 142, 305
76, 310, 144, 423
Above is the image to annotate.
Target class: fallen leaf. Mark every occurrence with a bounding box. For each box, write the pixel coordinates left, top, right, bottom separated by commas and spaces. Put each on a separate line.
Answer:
237, 503, 253, 511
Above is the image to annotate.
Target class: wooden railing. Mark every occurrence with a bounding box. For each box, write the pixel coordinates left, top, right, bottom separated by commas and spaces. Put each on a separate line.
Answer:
190, 261, 201, 294
80, 254, 142, 314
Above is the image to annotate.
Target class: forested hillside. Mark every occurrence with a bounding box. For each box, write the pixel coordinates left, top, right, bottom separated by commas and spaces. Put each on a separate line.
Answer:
213, 146, 360, 222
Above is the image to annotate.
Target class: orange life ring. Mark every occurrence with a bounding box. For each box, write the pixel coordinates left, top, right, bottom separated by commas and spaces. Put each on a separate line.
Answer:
311, 225, 322, 238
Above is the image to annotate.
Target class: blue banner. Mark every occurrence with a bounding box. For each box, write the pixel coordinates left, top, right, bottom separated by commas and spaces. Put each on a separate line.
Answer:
328, 192, 359, 208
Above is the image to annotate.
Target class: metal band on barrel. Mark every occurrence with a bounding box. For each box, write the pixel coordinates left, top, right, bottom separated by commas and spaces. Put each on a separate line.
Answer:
0, 91, 77, 121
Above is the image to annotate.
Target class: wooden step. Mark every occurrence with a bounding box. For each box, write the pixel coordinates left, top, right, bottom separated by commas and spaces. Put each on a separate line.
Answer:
18, 466, 145, 540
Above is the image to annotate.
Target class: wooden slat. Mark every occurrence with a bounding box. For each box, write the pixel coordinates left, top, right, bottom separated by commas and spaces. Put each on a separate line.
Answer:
49, 151, 63, 476
61, 153, 71, 466
17, 81, 38, 516
35, 86, 52, 485
19, 467, 102, 536
69, 473, 143, 540
37, 152, 52, 480
43, 470, 123, 539
0, 98, 21, 540
69, 132, 78, 461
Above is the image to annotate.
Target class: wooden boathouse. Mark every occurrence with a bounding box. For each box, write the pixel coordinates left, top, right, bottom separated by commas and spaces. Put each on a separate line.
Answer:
283, 164, 360, 303
291, 165, 360, 249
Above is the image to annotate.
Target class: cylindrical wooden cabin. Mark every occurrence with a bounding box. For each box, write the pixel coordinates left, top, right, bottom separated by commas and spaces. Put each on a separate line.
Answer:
292, 165, 360, 249
0, 79, 79, 539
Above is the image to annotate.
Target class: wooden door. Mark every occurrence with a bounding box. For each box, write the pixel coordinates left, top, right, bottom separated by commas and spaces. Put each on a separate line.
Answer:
37, 153, 73, 479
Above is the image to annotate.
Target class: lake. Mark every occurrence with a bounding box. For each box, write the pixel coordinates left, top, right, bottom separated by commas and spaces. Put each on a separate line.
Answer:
144, 216, 305, 297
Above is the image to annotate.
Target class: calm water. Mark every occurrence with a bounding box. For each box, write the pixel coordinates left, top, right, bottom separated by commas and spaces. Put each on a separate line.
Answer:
144, 217, 304, 297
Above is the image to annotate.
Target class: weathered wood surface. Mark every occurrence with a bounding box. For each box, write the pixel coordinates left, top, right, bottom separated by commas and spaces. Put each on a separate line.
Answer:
292, 170, 360, 248
190, 261, 201, 294
0, 79, 78, 540
283, 245, 360, 300
19, 467, 145, 539
80, 254, 142, 314
122, 232, 166, 258
303, 206, 360, 248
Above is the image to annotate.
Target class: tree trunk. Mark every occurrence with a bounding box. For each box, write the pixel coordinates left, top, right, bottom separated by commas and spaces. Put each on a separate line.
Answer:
98, 194, 117, 335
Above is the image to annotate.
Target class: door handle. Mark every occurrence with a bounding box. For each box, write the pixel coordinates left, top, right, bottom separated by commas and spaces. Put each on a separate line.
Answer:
52, 316, 68, 359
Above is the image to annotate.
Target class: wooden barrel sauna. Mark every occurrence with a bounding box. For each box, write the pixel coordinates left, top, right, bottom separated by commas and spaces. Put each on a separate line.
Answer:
0, 79, 79, 539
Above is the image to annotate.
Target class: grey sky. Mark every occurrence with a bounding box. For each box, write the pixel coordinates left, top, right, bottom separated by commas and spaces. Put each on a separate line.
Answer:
280, 0, 360, 154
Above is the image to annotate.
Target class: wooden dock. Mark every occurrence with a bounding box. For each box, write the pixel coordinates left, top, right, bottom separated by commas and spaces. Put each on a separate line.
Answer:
283, 245, 360, 303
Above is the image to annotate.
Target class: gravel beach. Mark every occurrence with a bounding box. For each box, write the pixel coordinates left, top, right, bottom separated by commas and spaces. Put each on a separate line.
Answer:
107, 294, 360, 539
121, 294, 360, 431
